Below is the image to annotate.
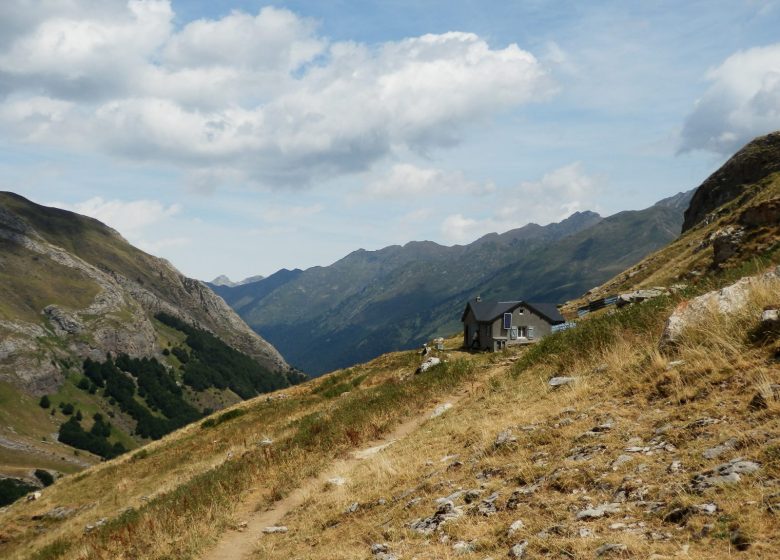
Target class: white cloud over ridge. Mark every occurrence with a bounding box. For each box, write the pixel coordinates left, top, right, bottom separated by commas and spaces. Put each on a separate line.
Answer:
364, 163, 495, 198
0, 1, 554, 189
680, 43, 780, 154
440, 162, 600, 243
50, 196, 181, 236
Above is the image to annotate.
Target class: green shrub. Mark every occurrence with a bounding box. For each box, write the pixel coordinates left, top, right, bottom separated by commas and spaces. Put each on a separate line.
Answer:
30, 538, 71, 560
39, 395, 50, 408
34, 469, 54, 487
201, 408, 247, 429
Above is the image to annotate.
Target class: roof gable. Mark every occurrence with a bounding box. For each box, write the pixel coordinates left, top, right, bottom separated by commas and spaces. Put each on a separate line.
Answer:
461, 299, 564, 325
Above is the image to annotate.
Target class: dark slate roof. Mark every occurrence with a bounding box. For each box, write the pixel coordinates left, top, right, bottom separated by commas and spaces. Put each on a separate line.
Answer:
461, 299, 564, 325
462, 299, 522, 323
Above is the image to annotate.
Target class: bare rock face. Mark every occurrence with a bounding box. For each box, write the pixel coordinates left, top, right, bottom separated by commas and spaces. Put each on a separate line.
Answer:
683, 131, 780, 232
710, 225, 746, 266
661, 266, 780, 347
739, 197, 780, 228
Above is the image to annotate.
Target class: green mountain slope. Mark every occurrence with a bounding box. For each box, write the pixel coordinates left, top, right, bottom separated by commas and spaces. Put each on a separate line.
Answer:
0, 192, 300, 487
215, 196, 690, 376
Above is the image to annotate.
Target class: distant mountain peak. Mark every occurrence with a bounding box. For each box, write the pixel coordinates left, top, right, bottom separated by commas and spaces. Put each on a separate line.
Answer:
209, 274, 265, 287
211, 275, 236, 287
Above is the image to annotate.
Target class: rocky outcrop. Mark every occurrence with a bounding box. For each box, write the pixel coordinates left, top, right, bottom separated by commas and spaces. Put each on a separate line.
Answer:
682, 131, 780, 232
661, 266, 780, 346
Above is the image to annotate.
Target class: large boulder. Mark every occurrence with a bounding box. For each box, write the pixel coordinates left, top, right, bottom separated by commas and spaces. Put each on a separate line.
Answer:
661, 266, 780, 347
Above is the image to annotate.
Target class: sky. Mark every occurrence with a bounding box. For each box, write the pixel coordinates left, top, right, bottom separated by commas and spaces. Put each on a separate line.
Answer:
1, 1, 779, 281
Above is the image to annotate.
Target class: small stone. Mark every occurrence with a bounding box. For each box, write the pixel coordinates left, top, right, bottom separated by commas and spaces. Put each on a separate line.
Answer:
576, 503, 621, 520
611, 455, 633, 470
508, 540, 528, 558
507, 519, 525, 536
27, 491, 41, 501
327, 476, 347, 487
578, 527, 595, 538
667, 460, 683, 473
431, 403, 453, 418
262, 526, 288, 534
549, 376, 576, 388
595, 543, 627, 556
474, 492, 499, 516
452, 541, 475, 555
345, 502, 359, 514
84, 518, 107, 534
494, 430, 517, 447
696, 503, 717, 515
703, 438, 738, 460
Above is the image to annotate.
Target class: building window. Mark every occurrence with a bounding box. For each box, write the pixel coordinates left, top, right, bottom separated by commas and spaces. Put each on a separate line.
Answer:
503, 313, 512, 329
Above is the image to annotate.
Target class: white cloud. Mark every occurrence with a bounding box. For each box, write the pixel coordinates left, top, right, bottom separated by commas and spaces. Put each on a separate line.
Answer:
364, 163, 495, 198
0, 2, 554, 189
680, 43, 780, 154
50, 197, 181, 236
440, 162, 600, 243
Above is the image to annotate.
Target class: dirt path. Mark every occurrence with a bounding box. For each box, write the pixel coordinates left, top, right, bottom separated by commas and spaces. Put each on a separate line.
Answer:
201, 390, 470, 560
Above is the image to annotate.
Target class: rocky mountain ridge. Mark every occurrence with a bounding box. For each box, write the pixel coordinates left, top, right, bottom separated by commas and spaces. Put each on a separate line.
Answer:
214, 193, 691, 375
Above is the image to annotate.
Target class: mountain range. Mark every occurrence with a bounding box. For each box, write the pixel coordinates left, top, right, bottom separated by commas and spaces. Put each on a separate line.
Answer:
211, 191, 693, 375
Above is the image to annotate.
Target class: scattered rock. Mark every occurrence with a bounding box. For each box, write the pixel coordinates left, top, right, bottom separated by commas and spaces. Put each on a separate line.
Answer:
431, 403, 453, 418
32, 506, 75, 521
567, 444, 607, 461
663, 506, 695, 525
691, 458, 761, 491
506, 481, 542, 509
345, 502, 359, 514
617, 288, 666, 307
549, 376, 577, 388
84, 518, 107, 534
27, 491, 41, 501
748, 384, 780, 410
611, 455, 633, 470
578, 527, 595, 538
696, 503, 718, 515
711, 225, 746, 266
576, 503, 622, 520
667, 460, 683, 473
452, 541, 475, 555
595, 543, 628, 557
473, 492, 499, 516
703, 438, 739, 460
416, 357, 441, 374
507, 519, 525, 536
409, 501, 463, 534
494, 430, 517, 448
371, 543, 398, 559
763, 492, 780, 513
262, 526, 288, 534
326, 476, 347, 487
508, 540, 528, 559
686, 417, 720, 430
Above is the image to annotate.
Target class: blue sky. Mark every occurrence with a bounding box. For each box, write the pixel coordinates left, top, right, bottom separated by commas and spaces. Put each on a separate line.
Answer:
1, 1, 779, 281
